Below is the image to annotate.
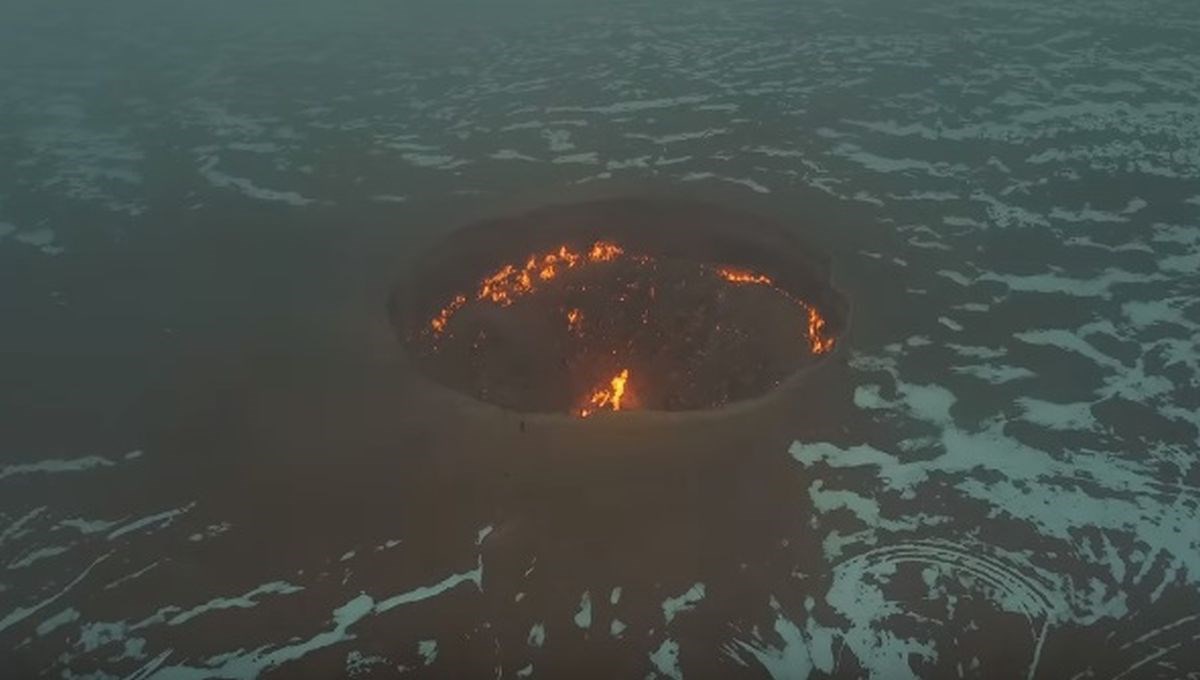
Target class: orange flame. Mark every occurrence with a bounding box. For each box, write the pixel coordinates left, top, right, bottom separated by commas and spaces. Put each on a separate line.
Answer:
430, 241, 622, 335
578, 368, 631, 418
588, 241, 624, 262
716, 266, 774, 286
807, 306, 836, 354
716, 265, 836, 355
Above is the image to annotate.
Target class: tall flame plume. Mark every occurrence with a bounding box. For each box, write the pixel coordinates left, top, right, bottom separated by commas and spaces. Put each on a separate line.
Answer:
578, 368, 631, 418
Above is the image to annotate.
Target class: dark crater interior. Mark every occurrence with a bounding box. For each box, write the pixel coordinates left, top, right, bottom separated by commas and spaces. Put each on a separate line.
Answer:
391, 198, 849, 416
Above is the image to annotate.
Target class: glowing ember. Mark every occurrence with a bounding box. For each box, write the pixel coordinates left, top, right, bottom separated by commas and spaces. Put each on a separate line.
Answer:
566, 307, 583, 333
429, 294, 467, 333
579, 368, 631, 418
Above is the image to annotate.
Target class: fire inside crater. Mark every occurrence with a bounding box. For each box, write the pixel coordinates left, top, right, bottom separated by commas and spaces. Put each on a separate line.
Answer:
394, 198, 848, 417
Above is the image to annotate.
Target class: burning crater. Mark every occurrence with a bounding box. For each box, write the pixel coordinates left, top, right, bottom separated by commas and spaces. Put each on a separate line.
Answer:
391, 198, 849, 417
